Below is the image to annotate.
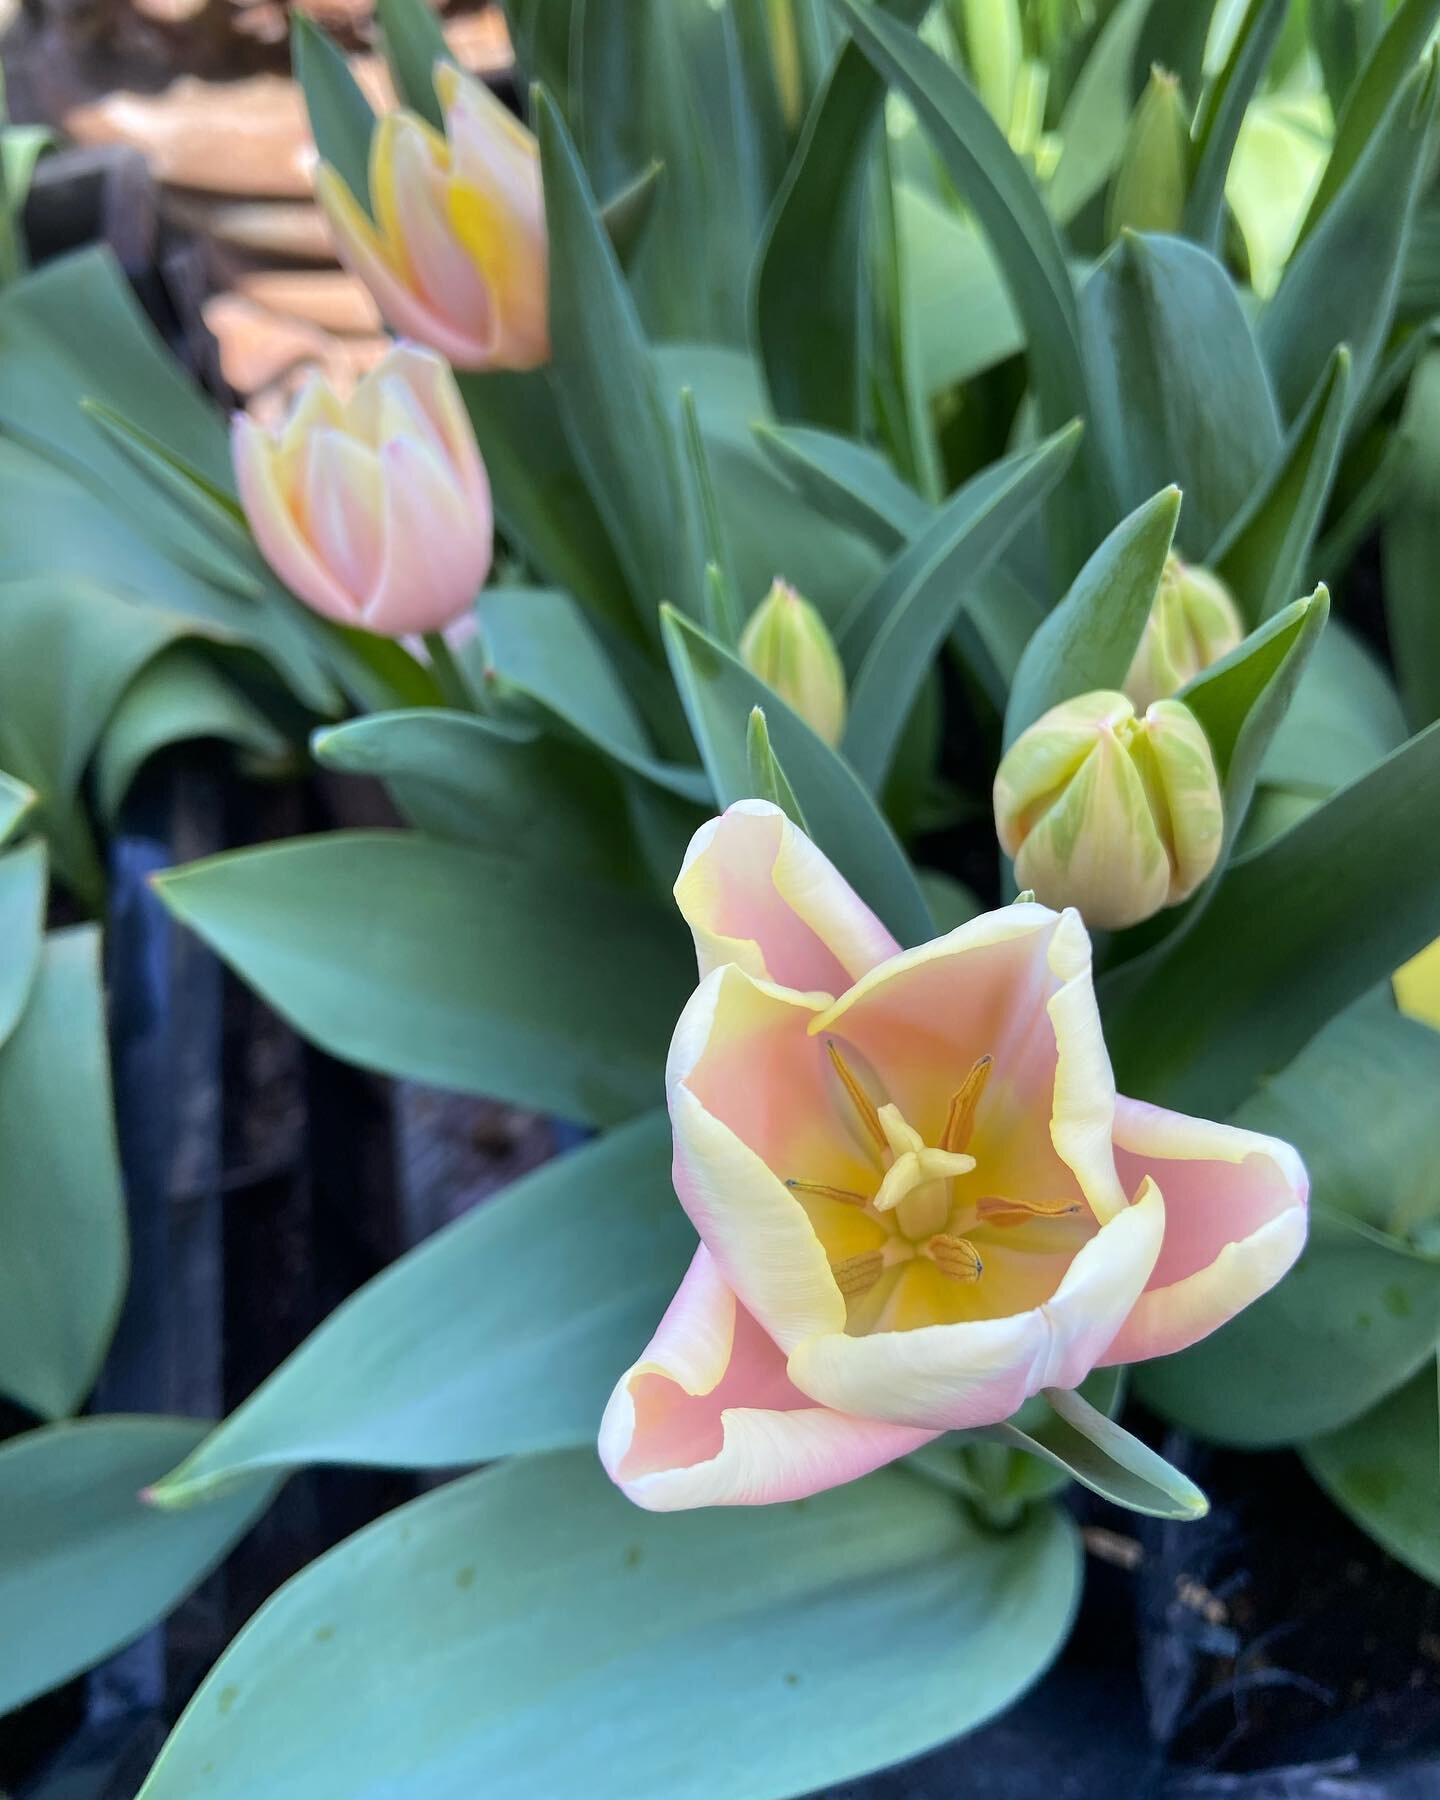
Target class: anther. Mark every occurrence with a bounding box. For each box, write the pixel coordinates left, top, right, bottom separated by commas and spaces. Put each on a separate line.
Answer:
942, 1055, 994, 1153
928, 1234, 984, 1282
826, 1039, 887, 1153
787, 1179, 870, 1208
976, 1194, 1085, 1227
831, 1250, 884, 1299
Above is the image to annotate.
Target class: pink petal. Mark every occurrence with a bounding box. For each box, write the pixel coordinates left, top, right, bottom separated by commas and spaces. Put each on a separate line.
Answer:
674, 801, 899, 993
1098, 1098, 1308, 1365
599, 1248, 936, 1510
363, 436, 494, 636
232, 413, 363, 625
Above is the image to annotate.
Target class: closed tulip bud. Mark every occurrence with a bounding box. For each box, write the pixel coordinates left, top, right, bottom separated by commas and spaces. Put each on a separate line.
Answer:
1106, 65, 1190, 241
1124, 555, 1245, 709
317, 64, 547, 372
232, 343, 493, 637
739, 579, 847, 747
994, 691, 1223, 931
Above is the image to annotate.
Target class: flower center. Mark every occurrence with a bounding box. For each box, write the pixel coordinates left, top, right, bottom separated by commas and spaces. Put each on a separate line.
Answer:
787, 1040, 1086, 1329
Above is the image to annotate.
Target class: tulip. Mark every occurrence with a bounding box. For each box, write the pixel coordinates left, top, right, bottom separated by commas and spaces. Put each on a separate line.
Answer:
316, 64, 547, 372
232, 343, 493, 636
599, 801, 1307, 1510
1124, 555, 1245, 711
738, 579, 847, 747
994, 690, 1223, 931
1106, 66, 1190, 241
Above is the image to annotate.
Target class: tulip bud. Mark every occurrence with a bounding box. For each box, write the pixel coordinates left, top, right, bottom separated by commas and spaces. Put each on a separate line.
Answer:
1106, 66, 1190, 241
1124, 555, 1246, 710
316, 64, 547, 372
994, 690, 1223, 931
739, 579, 847, 747
232, 343, 493, 637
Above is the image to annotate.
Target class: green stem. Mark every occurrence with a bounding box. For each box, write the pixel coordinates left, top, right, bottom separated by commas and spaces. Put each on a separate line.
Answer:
423, 631, 473, 711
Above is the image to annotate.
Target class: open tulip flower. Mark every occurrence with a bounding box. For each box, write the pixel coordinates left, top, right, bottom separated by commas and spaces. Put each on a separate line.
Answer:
316, 64, 548, 372
232, 343, 493, 637
600, 801, 1308, 1511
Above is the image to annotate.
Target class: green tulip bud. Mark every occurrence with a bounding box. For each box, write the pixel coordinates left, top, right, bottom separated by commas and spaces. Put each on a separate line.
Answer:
1124, 554, 1245, 710
1105, 65, 1190, 241
994, 690, 1223, 931
739, 579, 847, 748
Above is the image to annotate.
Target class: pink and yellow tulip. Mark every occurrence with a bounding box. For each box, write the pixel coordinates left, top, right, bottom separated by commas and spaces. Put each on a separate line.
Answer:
316, 65, 548, 372
232, 343, 492, 637
600, 801, 1307, 1510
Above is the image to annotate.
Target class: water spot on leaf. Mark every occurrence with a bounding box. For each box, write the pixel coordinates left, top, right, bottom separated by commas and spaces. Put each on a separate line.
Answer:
623, 1545, 643, 1569
455, 1564, 476, 1590
1340, 1460, 1401, 1508
314, 1624, 335, 1643
784, 1672, 801, 1687
1356, 1313, 1373, 1330
1383, 1284, 1413, 1319
218, 1684, 240, 1717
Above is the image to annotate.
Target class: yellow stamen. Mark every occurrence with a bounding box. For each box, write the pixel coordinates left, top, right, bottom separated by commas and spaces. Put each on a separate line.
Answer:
928, 1234, 984, 1282
976, 1194, 1085, 1227
942, 1055, 993, 1153
786, 1179, 869, 1208
826, 1039, 886, 1153
831, 1250, 884, 1298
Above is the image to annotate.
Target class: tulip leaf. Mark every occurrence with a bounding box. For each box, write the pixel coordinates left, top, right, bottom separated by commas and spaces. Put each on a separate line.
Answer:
680, 388, 742, 646
154, 831, 693, 1129
1259, 54, 1440, 422
745, 707, 808, 830
1211, 345, 1352, 622
1003, 485, 1181, 748
843, 423, 1084, 790
754, 0, 929, 433
1103, 717, 1440, 1117
0, 926, 128, 1420
896, 182, 1024, 397
0, 1417, 277, 1716
1079, 231, 1282, 558
83, 397, 250, 545
0, 771, 36, 849
1136, 993, 1440, 1445
1183, 0, 1290, 251
993, 1385, 1208, 1521
148, 1112, 691, 1506
754, 423, 930, 552
0, 838, 46, 1053
1295, 0, 1440, 248
661, 606, 934, 947
1303, 1359, 1440, 1586
375, 0, 450, 131
291, 13, 375, 214
136, 1453, 1082, 1800
1254, 618, 1406, 801
534, 86, 701, 637
599, 159, 665, 271
1047, 0, 1163, 225
1383, 347, 1440, 728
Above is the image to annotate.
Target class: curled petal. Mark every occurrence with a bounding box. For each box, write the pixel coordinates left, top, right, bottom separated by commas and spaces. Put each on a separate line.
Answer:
364, 435, 493, 634
599, 1249, 936, 1510
231, 414, 361, 625
786, 1182, 1164, 1430
674, 800, 899, 993
1098, 1099, 1308, 1366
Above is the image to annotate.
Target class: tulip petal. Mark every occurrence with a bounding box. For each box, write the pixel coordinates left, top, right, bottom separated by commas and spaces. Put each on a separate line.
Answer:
599, 1248, 936, 1510
674, 800, 899, 992
364, 436, 493, 635
787, 1181, 1164, 1429
1098, 1098, 1308, 1366
358, 344, 490, 516
232, 413, 362, 626
301, 429, 383, 602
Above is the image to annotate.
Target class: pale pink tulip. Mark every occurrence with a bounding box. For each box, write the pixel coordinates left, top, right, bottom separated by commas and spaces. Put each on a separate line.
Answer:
232, 343, 492, 637
599, 801, 1307, 1510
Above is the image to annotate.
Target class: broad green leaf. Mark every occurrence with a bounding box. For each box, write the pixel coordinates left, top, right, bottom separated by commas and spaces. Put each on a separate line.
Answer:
1259, 54, 1440, 422
755, 423, 930, 552
894, 183, 1022, 396
680, 388, 742, 645
1004, 485, 1180, 748
745, 707, 808, 828
1384, 347, 1440, 727
1184, 0, 1290, 251
155, 832, 692, 1128
754, 0, 929, 432
662, 607, 934, 947
1304, 1360, 1440, 1584
844, 423, 1084, 789
83, 398, 250, 547
0, 1417, 276, 1716
0, 927, 127, 1419
1079, 231, 1282, 557
150, 1113, 690, 1505
1137, 994, 1440, 1445
0, 839, 45, 1051
376, 0, 449, 129
292, 13, 375, 211
137, 1453, 1081, 1800
96, 647, 290, 823
1256, 618, 1407, 799
600, 159, 665, 270
536, 87, 700, 634
1212, 346, 1351, 621
1296, 0, 1440, 248
0, 769, 36, 847
1103, 719, 1440, 1117
1048, 0, 1162, 225
992, 1385, 1207, 1521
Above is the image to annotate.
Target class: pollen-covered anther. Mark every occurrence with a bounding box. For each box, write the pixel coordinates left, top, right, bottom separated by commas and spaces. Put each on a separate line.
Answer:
825, 1039, 887, 1152
786, 1179, 869, 1208
941, 1054, 994, 1153
831, 1250, 884, 1299
975, 1194, 1086, 1227
928, 1234, 984, 1282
